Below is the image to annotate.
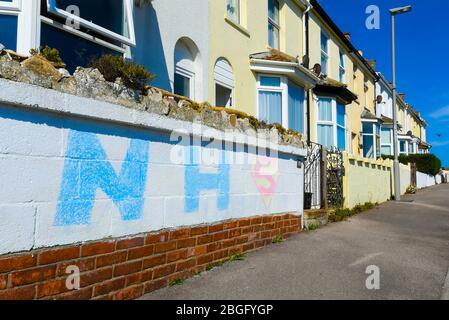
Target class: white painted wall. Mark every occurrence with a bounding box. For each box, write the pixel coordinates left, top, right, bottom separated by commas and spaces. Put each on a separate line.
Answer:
0, 80, 305, 255
417, 172, 436, 189
132, 0, 210, 102
376, 80, 393, 119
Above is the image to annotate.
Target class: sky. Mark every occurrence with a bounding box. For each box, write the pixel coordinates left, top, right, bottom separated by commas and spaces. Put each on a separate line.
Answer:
318, 0, 449, 167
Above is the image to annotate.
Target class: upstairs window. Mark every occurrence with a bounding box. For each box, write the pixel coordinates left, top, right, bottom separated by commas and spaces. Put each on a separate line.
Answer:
227, 0, 240, 24
320, 32, 329, 75
339, 51, 346, 83
268, 0, 280, 49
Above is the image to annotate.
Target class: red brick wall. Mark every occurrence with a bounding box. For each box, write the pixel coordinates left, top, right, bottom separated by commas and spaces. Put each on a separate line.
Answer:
0, 213, 301, 300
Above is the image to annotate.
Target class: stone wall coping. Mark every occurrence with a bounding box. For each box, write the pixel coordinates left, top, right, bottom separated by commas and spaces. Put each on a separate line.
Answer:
0, 78, 307, 158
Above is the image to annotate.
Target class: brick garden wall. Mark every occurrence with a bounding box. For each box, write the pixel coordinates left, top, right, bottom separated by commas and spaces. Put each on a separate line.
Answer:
0, 214, 301, 300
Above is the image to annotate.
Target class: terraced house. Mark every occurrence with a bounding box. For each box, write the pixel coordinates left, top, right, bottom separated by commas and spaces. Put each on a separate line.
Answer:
0, 0, 430, 158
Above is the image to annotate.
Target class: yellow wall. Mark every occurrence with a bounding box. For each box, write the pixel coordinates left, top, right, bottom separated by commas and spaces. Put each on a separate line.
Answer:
307, 11, 377, 156
208, 0, 307, 115
343, 153, 412, 209
343, 153, 393, 208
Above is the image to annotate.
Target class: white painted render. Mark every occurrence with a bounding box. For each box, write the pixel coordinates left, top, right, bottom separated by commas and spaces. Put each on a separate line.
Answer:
132, 0, 210, 102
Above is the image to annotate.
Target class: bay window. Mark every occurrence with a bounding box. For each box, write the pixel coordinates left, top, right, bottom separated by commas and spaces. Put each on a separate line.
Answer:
258, 76, 284, 125
227, 0, 240, 24
380, 127, 393, 156
40, 0, 135, 72
399, 140, 407, 155
257, 76, 305, 134
268, 0, 280, 49
362, 121, 381, 158
0, 0, 21, 51
320, 32, 329, 75
317, 98, 346, 150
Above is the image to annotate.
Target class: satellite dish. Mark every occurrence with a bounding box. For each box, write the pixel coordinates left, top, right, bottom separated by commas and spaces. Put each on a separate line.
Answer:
302, 55, 310, 69
313, 63, 321, 75
376, 95, 383, 104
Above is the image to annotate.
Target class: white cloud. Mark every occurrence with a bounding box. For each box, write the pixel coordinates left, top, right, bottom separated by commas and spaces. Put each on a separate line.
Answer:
430, 140, 449, 147
430, 105, 449, 119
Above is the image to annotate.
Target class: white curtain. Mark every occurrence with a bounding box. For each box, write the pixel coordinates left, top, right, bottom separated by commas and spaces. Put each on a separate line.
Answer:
318, 125, 333, 148
318, 98, 332, 121
259, 90, 282, 124
288, 83, 304, 134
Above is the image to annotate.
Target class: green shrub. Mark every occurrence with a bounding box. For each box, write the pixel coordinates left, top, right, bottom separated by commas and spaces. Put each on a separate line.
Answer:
30, 46, 65, 66
88, 54, 155, 92
382, 154, 441, 176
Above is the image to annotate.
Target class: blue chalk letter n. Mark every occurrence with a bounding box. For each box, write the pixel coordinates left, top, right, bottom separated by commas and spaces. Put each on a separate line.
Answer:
55, 131, 150, 226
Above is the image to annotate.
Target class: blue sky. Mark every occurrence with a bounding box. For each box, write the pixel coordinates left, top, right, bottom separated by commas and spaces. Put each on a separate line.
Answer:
319, 0, 449, 167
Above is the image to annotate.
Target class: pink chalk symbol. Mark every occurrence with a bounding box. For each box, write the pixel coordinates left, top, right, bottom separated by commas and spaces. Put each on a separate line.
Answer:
252, 157, 279, 209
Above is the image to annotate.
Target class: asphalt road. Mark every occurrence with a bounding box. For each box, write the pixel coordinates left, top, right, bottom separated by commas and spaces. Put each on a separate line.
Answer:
140, 184, 449, 300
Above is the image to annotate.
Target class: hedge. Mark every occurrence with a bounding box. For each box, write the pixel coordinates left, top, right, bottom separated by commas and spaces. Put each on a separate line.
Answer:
381, 154, 442, 176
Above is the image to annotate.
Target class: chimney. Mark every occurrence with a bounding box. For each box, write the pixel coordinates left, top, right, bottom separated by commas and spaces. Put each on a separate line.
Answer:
358, 50, 363, 56
367, 59, 376, 70
398, 93, 406, 101
344, 32, 351, 41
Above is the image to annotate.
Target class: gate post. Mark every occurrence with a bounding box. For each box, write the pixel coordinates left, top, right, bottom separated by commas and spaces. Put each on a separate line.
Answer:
321, 148, 328, 210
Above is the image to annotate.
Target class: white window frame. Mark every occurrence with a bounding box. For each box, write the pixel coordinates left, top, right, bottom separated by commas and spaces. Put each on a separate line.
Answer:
0, 0, 21, 11
339, 50, 346, 83
315, 97, 346, 150
320, 32, 329, 75
215, 81, 234, 108
256, 74, 288, 128
268, 0, 280, 50
226, 0, 240, 24
175, 65, 195, 100
45, 0, 136, 47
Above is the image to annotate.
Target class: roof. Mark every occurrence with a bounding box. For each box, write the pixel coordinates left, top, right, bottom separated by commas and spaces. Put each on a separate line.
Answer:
361, 108, 382, 121
249, 49, 298, 63
313, 76, 358, 105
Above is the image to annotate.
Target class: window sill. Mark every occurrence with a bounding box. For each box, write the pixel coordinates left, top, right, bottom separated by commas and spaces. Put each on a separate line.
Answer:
224, 16, 250, 38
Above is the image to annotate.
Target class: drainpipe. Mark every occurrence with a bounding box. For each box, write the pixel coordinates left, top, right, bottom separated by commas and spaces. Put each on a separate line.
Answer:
305, 8, 311, 143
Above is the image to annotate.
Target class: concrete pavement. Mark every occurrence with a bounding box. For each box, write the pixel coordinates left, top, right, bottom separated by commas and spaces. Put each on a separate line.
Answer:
140, 184, 449, 300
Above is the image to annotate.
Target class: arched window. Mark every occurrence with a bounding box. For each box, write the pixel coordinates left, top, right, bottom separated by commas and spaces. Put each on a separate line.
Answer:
214, 58, 234, 107
174, 38, 200, 100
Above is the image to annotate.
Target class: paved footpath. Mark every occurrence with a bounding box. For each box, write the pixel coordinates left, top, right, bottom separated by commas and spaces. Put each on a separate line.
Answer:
140, 184, 449, 300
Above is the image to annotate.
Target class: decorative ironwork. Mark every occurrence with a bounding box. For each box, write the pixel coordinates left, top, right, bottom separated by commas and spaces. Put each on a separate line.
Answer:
304, 142, 323, 209
326, 147, 345, 208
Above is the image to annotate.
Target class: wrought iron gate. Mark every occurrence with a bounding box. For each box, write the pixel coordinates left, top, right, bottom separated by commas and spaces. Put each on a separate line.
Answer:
304, 142, 323, 209
326, 147, 345, 208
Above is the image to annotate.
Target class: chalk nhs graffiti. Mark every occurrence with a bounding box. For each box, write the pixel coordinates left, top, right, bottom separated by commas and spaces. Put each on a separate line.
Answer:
54, 130, 150, 226
184, 146, 230, 213
55, 131, 232, 226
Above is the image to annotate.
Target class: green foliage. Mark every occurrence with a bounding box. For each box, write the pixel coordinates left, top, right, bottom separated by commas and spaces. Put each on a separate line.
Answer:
206, 261, 224, 271
88, 54, 155, 92
382, 154, 442, 176
272, 235, 284, 244
406, 185, 417, 194
169, 278, 184, 287
229, 252, 245, 262
30, 46, 65, 66
329, 202, 378, 223
306, 223, 320, 231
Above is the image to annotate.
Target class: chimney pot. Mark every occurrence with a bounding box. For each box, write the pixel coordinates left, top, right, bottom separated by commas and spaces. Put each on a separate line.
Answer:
344, 32, 351, 41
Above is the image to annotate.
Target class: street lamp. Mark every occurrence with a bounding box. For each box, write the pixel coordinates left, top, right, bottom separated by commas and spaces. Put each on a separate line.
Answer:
390, 5, 412, 201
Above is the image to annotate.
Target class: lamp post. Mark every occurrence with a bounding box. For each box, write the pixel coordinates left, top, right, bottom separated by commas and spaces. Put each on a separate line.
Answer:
390, 5, 412, 201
